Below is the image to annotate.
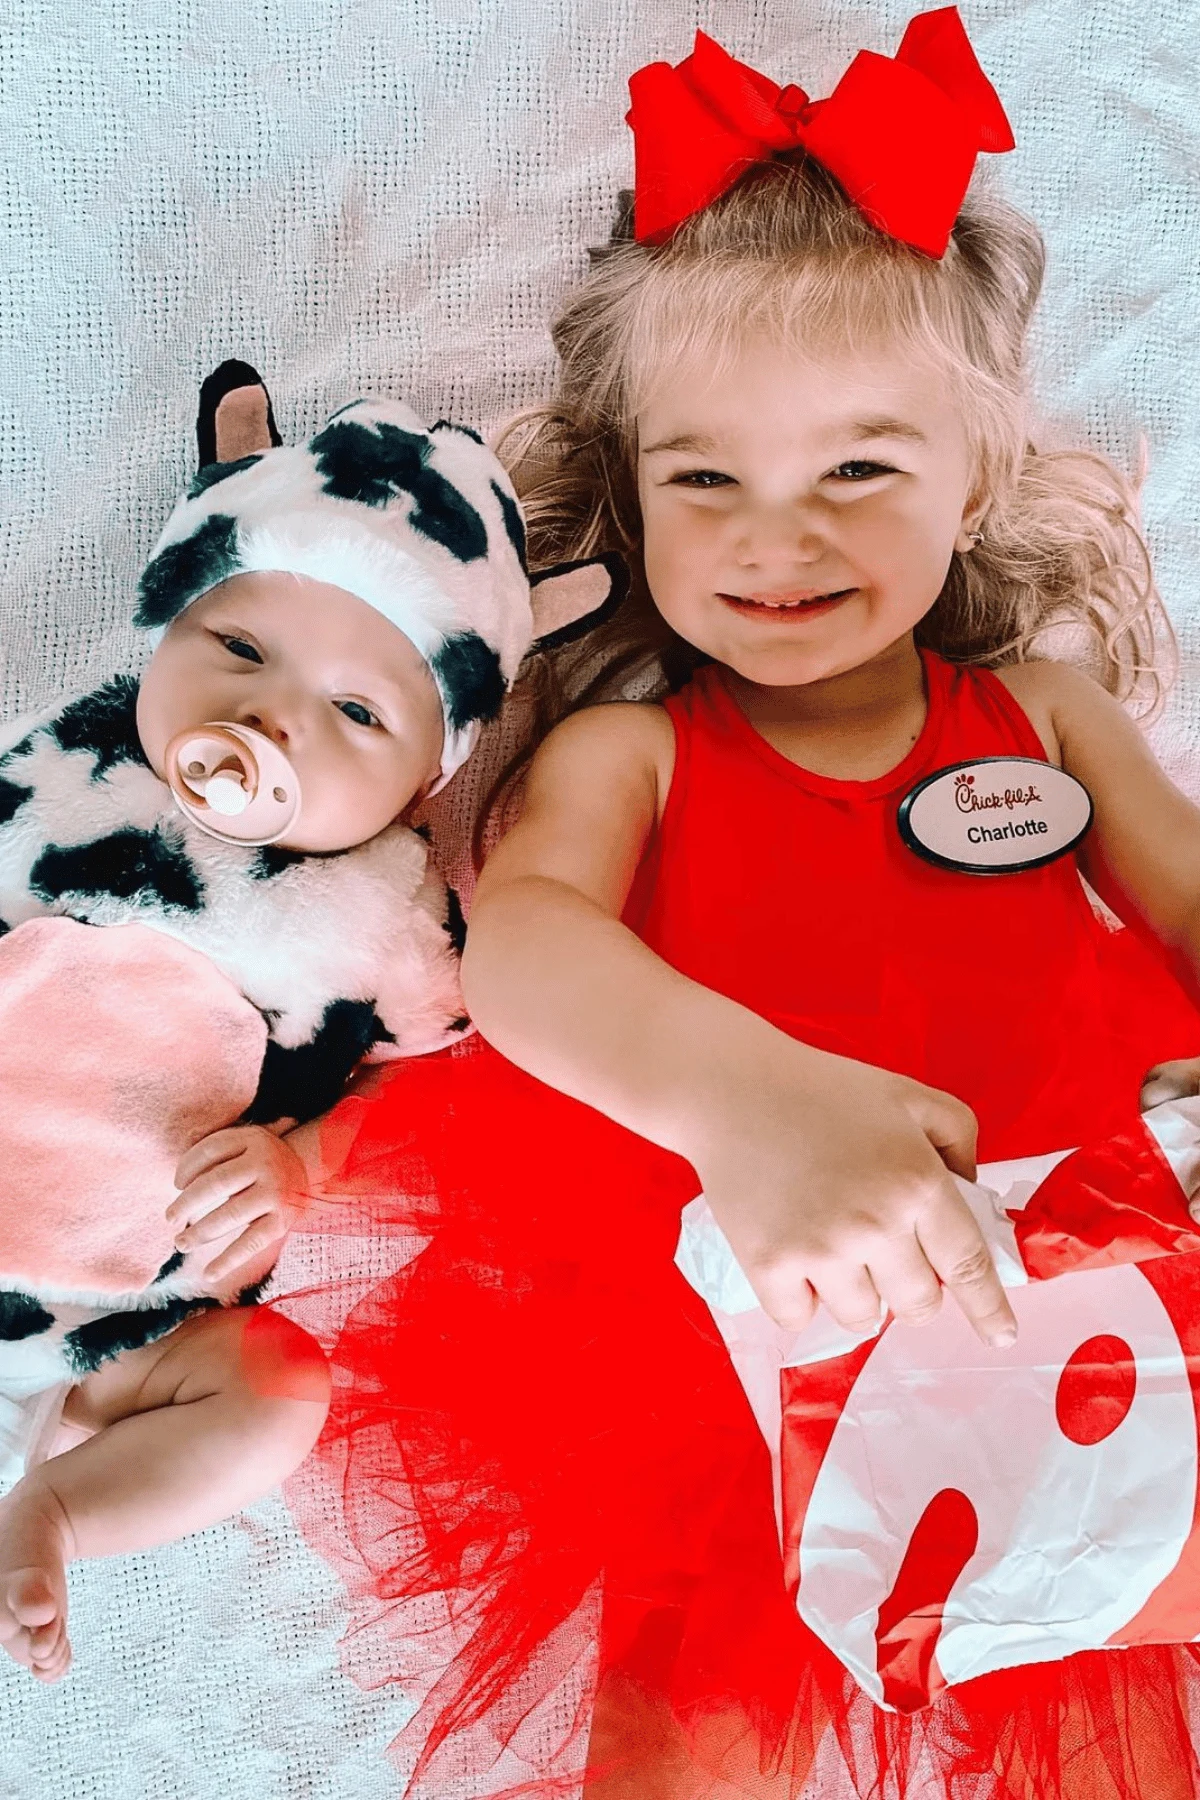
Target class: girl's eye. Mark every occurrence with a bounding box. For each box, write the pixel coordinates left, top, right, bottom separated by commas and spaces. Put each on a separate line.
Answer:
337, 700, 380, 728
669, 468, 735, 489
829, 461, 895, 482
220, 635, 263, 664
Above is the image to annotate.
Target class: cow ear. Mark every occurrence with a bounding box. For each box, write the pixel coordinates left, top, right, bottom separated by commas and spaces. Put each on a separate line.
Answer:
528, 553, 628, 653
196, 360, 282, 469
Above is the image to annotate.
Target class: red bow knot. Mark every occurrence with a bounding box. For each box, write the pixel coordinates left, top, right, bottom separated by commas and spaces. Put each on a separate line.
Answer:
626, 7, 1015, 259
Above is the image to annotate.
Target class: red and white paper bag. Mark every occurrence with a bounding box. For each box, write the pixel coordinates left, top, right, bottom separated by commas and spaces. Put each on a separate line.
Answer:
674, 1099, 1200, 1711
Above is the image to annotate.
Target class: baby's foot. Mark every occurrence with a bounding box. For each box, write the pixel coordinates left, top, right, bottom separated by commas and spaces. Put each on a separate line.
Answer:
0, 1479, 72, 1681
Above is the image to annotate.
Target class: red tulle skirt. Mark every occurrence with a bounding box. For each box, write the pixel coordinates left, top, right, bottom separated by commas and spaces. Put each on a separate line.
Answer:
281, 1038, 1200, 1800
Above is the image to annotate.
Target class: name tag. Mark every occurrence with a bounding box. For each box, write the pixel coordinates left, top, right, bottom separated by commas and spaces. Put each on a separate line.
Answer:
897, 757, 1093, 875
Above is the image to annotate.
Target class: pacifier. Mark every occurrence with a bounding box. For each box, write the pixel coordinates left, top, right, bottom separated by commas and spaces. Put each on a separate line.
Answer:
164, 723, 301, 846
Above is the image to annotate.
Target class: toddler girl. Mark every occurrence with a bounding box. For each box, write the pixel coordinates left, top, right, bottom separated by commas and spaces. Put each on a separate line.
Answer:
295, 12, 1200, 1797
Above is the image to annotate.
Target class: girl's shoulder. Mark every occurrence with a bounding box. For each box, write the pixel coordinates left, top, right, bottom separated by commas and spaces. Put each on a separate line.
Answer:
993, 654, 1178, 775
988, 657, 1112, 766
539, 694, 680, 766
534, 699, 676, 817
542, 696, 675, 749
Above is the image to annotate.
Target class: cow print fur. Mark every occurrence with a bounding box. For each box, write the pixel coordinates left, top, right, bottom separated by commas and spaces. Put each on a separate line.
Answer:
0, 771, 32, 828
136, 512, 241, 628
49, 676, 148, 776
31, 827, 206, 913
63, 1293, 223, 1374
0, 1291, 55, 1340
431, 631, 507, 729
0, 673, 469, 1402
489, 479, 527, 571
246, 998, 395, 1125
186, 453, 264, 499
310, 418, 490, 562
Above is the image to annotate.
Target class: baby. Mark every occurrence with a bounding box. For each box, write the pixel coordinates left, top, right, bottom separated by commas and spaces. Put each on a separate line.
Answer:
0, 370, 615, 1681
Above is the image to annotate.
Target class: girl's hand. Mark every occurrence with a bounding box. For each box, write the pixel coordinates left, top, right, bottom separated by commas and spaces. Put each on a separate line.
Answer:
1141, 1057, 1200, 1111
691, 1047, 1017, 1348
1140, 1056, 1200, 1223
166, 1120, 307, 1284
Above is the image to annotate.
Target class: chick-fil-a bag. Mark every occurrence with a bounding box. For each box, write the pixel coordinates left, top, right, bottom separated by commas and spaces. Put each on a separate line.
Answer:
674, 1097, 1200, 1712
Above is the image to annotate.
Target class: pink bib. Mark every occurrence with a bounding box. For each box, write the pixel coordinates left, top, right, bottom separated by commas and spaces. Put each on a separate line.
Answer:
0, 917, 266, 1294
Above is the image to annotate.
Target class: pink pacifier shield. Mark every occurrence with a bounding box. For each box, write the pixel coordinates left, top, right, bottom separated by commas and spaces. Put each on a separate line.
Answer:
0, 917, 267, 1293
166, 722, 300, 846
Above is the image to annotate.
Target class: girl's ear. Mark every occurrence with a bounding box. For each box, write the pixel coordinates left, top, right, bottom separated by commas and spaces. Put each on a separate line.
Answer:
196, 360, 282, 469
529, 553, 629, 653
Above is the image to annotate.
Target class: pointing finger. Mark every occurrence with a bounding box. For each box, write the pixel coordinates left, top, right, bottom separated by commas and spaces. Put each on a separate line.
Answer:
917, 1187, 1016, 1348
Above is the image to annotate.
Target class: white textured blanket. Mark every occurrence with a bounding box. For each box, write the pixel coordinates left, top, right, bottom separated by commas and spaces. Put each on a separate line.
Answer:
2, 1, 1198, 1793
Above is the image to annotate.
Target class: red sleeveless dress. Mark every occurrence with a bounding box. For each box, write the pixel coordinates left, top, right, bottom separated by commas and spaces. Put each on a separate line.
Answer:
285, 651, 1200, 1800
625, 652, 1198, 1160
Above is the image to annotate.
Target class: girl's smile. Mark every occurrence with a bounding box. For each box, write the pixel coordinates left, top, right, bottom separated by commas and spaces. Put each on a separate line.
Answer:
717, 586, 858, 620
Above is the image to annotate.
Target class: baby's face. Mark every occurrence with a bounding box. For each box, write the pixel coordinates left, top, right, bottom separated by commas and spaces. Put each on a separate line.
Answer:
636, 336, 981, 690
137, 572, 444, 852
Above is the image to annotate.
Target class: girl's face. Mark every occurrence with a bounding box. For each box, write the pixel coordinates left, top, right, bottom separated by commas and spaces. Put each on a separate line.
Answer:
637, 337, 984, 688
137, 572, 445, 852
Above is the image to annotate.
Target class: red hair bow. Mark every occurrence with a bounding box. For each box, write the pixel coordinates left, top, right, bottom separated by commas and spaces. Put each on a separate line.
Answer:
626, 6, 1015, 259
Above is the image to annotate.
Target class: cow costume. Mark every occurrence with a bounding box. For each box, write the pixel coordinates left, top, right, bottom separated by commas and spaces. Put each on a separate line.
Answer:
0, 375, 623, 1483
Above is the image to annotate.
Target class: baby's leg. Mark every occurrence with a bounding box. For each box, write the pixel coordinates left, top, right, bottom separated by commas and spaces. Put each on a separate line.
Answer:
0, 1305, 329, 1681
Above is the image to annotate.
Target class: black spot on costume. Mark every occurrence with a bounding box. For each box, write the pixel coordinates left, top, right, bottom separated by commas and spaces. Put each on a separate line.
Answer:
246, 999, 396, 1125
432, 632, 506, 729
49, 676, 148, 778
444, 885, 467, 956
490, 479, 527, 571
251, 844, 309, 881
187, 454, 264, 499
63, 1294, 222, 1374
135, 512, 241, 629
0, 1291, 56, 1340
0, 772, 33, 827
31, 828, 205, 913
310, 419, 490, 562
432, 420, 484, 445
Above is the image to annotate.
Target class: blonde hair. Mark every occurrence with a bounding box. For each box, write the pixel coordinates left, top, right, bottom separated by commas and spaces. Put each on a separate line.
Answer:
496, 153, 1172, 733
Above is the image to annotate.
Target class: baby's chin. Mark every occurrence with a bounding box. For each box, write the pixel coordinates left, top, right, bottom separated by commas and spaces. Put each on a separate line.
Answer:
273, 825, 391, 854
253, 802, 402, 855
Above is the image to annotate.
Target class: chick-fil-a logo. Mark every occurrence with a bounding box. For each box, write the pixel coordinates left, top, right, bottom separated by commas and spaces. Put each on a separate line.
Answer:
954, 771, 1042, 815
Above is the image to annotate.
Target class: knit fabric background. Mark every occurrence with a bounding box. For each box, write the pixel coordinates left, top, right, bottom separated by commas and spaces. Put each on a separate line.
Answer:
1, 1, 1198, 1794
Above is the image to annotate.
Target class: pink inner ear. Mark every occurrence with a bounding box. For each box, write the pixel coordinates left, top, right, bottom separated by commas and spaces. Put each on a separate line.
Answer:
214, 385, 274, 461
531, 563, 611, 641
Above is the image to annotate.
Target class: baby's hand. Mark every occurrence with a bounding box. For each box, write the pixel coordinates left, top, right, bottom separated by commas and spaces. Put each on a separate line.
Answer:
691, 1046, 1017, 1348
166, 1120, 308, 1284
1141, 1057, 1200, 1111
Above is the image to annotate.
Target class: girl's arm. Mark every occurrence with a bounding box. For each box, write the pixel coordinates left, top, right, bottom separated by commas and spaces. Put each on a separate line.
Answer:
464, 704, 1017, 1346
998, 662, 1200, 985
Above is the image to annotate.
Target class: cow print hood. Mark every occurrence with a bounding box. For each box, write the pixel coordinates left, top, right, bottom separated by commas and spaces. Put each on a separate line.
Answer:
136, 398, 533, 792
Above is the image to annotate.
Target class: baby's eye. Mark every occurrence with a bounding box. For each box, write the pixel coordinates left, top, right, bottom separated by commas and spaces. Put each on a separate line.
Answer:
829, 461, 895, 482
669, 468, 735, 489
337, 700, 381, 729
219, 634, 263, 664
